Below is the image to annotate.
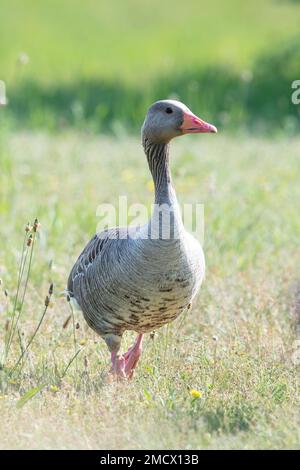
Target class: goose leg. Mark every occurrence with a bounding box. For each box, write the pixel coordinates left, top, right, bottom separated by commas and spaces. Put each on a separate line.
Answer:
123, 334, 144, 379
109, 334, 144, 379
110, 352, 126, 378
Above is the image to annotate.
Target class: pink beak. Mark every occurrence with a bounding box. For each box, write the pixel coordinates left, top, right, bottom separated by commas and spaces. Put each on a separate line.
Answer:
180, 110, 217, 134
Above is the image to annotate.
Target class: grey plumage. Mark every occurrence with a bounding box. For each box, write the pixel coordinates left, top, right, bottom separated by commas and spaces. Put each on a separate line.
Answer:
68, 100, 215, 358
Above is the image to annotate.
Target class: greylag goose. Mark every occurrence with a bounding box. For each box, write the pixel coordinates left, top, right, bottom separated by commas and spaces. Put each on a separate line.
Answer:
67, 100, 217, 378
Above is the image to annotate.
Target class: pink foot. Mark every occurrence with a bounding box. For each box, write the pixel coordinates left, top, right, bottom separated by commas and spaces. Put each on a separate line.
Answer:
110, 334, 144, 379
123, 334, 144, 379
110, 352, 126, 379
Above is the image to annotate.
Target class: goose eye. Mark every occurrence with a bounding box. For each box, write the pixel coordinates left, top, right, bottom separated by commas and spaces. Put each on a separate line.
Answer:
165, 107, 173, 114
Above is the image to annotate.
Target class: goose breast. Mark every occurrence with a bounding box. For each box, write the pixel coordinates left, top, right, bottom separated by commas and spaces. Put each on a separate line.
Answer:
68, 228, 205, 336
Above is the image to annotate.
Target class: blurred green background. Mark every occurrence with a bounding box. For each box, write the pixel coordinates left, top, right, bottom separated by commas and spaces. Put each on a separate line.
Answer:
1, 0, 300, 132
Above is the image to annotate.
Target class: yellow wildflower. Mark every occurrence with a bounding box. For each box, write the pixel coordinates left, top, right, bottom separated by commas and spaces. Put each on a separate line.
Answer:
147, 180, 155, 192
8, 379, 18, 385
121, 169, 134, 182
79, 339, 87, 346
50, 385, 59, 393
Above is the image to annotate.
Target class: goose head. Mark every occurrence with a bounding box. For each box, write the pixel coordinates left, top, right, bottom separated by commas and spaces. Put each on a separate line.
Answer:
142, 99, 217, 145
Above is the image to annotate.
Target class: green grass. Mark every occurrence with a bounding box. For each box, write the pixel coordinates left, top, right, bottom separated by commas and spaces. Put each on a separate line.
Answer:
1, 1, 300, 132
0, 130, 300, 449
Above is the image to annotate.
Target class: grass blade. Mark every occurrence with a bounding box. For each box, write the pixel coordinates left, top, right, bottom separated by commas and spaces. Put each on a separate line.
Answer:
16, 383, 45, 409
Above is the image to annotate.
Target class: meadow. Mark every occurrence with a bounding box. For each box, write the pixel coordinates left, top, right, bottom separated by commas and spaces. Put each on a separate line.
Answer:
0, 131, 300, 449
1, 0, 300, 132
1, 0, 300, 451
2, 0, 300, 83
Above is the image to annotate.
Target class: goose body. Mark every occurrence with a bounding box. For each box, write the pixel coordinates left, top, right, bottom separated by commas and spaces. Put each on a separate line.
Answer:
68, 215, 205, 350
68, 100, 216, 377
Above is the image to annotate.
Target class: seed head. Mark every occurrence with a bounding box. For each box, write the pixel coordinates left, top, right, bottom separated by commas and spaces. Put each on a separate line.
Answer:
27, 234, 33, 247
48, 283, 54, 295
33, 218, 40, 232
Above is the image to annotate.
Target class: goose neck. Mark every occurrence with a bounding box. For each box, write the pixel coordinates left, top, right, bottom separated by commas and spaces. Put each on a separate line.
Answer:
143, 140, 176, 205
